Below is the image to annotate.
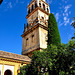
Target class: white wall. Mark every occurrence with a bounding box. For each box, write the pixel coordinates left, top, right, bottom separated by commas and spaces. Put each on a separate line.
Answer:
3, 65, 14, 75
0, 64, 3, 75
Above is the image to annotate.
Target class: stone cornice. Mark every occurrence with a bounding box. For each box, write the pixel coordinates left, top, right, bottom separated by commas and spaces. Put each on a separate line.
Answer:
22, 47, 43, 55
21, 23, 48, 37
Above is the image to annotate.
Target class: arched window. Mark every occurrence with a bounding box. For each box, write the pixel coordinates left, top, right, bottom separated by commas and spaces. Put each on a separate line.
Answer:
36, 17, 38, 23
32, 5, 34, 11
47, 8, 49, 12
35, 2, 37, 8
43, 4, 45, 10
28, 7, 30, 14
42, 16, 44, 20
39, 3, 41, 7
32, 35, 34, 42
26, 38, 28, 46
41, 16, 44, 22
4, 70, 12, 75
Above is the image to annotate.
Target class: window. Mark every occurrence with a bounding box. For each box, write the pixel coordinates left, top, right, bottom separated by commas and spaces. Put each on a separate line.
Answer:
26, 38, 28, 46
32, 35, 34, 42
47, 8, 49, 13
28, 7, 30, 14
36, 17, 38, 23
35, 2, 37, 8
39, 3, 41, 7
42, 17, 44, 19
41, 16, 44, 22
31, 5, 34, 11
43, 4, 45, 10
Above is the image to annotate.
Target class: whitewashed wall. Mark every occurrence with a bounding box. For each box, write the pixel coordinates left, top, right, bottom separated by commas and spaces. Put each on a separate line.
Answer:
0, 64, 3, 75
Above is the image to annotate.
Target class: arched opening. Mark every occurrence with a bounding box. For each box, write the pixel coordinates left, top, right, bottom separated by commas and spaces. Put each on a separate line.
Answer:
4, 70, 12, 75
31, 5, 34, 11
47, 8, 49, 13
39, 3, 41, 7
43, 4, 45, 10
35, 2, 37, 8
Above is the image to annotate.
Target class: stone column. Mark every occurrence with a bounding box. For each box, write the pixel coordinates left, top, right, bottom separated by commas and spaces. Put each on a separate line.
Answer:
2, 64, 4, 75
37, 0, 39, 6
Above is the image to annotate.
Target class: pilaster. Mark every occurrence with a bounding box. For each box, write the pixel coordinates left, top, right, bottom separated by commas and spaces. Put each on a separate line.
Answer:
2, 64, 4, 75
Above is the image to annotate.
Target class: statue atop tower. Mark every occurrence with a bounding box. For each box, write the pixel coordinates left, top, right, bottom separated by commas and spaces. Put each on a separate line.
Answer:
22, 0, 50, 57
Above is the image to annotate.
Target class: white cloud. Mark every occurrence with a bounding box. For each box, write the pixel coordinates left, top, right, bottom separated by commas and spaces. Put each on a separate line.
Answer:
64, 5, 72, 12
69, 11, 71, 14
64, 17, 67, 21
64, 18, 70, 26
55, 13, 60, 21
59, 22, 64, 26
7, 2, 12, 8
59, 17, 70, 26
62, 0, 69, 4
60, 4, 72, 26
63, 13, 68, 16
63, 5, 72, 26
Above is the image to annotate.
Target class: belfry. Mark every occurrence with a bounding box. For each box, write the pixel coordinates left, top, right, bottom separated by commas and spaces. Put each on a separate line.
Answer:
22, 0, 50, 57
0, 0, 50, 75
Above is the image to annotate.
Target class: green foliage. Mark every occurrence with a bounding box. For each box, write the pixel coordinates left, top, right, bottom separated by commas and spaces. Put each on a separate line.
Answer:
19, 40, 75, 75
19, 14, 75, 75
48, 13, 61, 46
71, 33, 75, 40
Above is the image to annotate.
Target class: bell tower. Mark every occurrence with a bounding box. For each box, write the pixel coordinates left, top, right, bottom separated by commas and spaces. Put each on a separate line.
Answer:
21, 0, 50, 57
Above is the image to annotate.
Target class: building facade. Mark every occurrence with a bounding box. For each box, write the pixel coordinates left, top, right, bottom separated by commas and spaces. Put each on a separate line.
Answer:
0, 51, 31, 75
22, 0, 50, 57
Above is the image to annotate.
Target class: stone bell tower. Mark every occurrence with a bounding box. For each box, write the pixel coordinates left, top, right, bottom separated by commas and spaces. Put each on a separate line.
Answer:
21, 0, 50, 57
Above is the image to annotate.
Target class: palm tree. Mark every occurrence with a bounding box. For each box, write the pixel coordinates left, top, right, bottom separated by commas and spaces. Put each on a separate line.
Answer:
71, 17, 75, 28
71, 17, 75, 40
0, 0, 3, 5
71, 33, 75, 40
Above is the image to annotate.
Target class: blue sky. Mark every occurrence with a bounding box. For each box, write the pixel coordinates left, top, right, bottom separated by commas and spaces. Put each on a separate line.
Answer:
0, 0, 75, 54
